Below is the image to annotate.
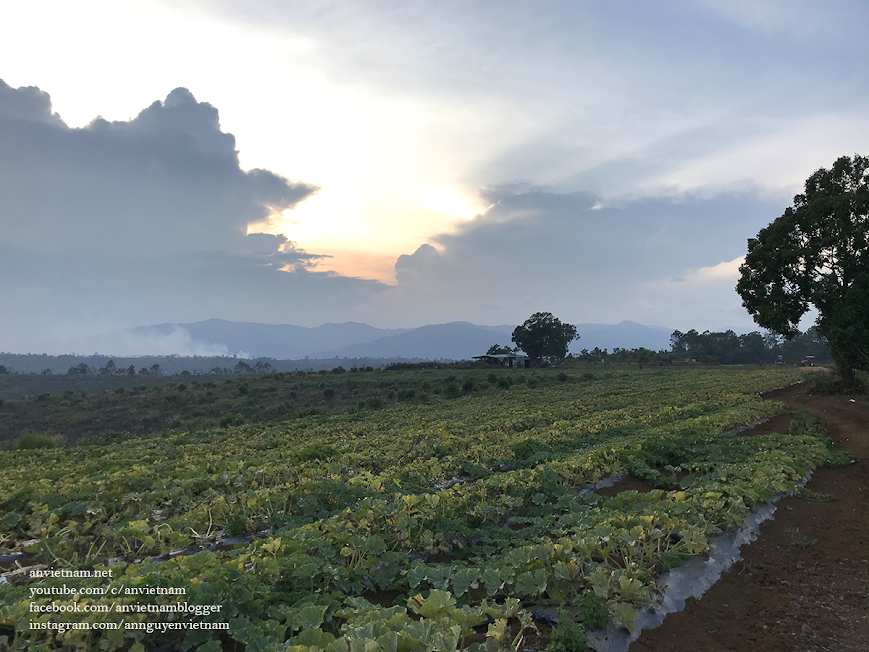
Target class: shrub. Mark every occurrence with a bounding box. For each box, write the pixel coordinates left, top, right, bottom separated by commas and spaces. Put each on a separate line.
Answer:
805, 369, 865, 395
219, 414, 245, 427
297, 443, 336, 461
443, 383, 462, 398
12, 431, 57, 450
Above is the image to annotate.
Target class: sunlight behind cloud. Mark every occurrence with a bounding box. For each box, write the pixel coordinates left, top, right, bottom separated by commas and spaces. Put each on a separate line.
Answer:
418, 187, 485, 220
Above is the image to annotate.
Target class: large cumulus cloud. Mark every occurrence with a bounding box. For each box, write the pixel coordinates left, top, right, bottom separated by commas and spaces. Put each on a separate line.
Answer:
0, 80, 388, 353
0, 80, 317, 255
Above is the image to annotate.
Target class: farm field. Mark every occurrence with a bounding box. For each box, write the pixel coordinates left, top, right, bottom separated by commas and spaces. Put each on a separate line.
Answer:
631, 383, 869, 652
0, 366, 445, 443
0, 364, 571, 443
0, 367, 857, 652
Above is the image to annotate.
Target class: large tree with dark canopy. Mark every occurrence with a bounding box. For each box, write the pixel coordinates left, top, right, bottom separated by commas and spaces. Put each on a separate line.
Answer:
511, 312, 579, 366
736, 154, 869, 389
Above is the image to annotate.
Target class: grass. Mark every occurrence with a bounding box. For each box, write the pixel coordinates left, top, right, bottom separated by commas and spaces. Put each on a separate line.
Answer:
788, 528, 819, 549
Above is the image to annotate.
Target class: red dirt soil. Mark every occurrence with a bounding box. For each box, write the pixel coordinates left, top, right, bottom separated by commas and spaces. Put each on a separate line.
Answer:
630, 384, 869, 652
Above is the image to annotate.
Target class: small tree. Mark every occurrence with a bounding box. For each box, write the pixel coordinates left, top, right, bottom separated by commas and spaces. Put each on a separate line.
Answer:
736, 154, 869, 390
511, 312, 580, 366
486, 344, 515, 355
635, 348, 653, 369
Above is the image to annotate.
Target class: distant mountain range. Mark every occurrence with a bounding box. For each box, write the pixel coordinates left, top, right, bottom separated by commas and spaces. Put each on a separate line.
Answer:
131, 319, 410, 360
130, 318, 674, 360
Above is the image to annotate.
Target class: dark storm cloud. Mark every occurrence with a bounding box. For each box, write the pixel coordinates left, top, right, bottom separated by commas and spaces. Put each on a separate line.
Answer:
0, 81, 318, 256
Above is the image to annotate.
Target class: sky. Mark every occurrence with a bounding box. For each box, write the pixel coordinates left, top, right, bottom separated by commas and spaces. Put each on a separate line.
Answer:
1, 0, 868, 354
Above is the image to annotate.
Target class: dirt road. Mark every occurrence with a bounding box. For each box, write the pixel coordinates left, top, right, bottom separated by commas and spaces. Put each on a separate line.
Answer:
631, 385, 869, 652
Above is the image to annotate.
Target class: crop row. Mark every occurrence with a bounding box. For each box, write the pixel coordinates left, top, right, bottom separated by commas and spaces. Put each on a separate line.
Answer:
2, 367, 852, 651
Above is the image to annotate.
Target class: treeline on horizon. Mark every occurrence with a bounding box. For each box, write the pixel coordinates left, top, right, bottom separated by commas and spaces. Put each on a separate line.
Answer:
562, 327, 829, 367
571, 327, 828, 366
0, 354, 436, 376
0, 327, 830, 376
667, 327, 829, 365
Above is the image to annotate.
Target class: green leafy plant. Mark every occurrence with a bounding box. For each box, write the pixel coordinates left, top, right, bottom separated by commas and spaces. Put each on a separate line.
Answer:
11, 431, 57, 450
546, 618, 589, 652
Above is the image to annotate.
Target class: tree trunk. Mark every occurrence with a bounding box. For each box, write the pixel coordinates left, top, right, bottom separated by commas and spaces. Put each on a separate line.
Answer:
834, 357, 863, 393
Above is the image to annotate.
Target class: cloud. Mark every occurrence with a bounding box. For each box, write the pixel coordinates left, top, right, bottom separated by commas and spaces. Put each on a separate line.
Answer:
683, 256, 745, 283
0, 80, 318, 256
200, 0, 869, 201
0, 67, 846, 353
382, 187, 783, 330
238, 233, 329, 271
0, 81, 64, 124
394, 243, 440, 280
0, 80, 394, 353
